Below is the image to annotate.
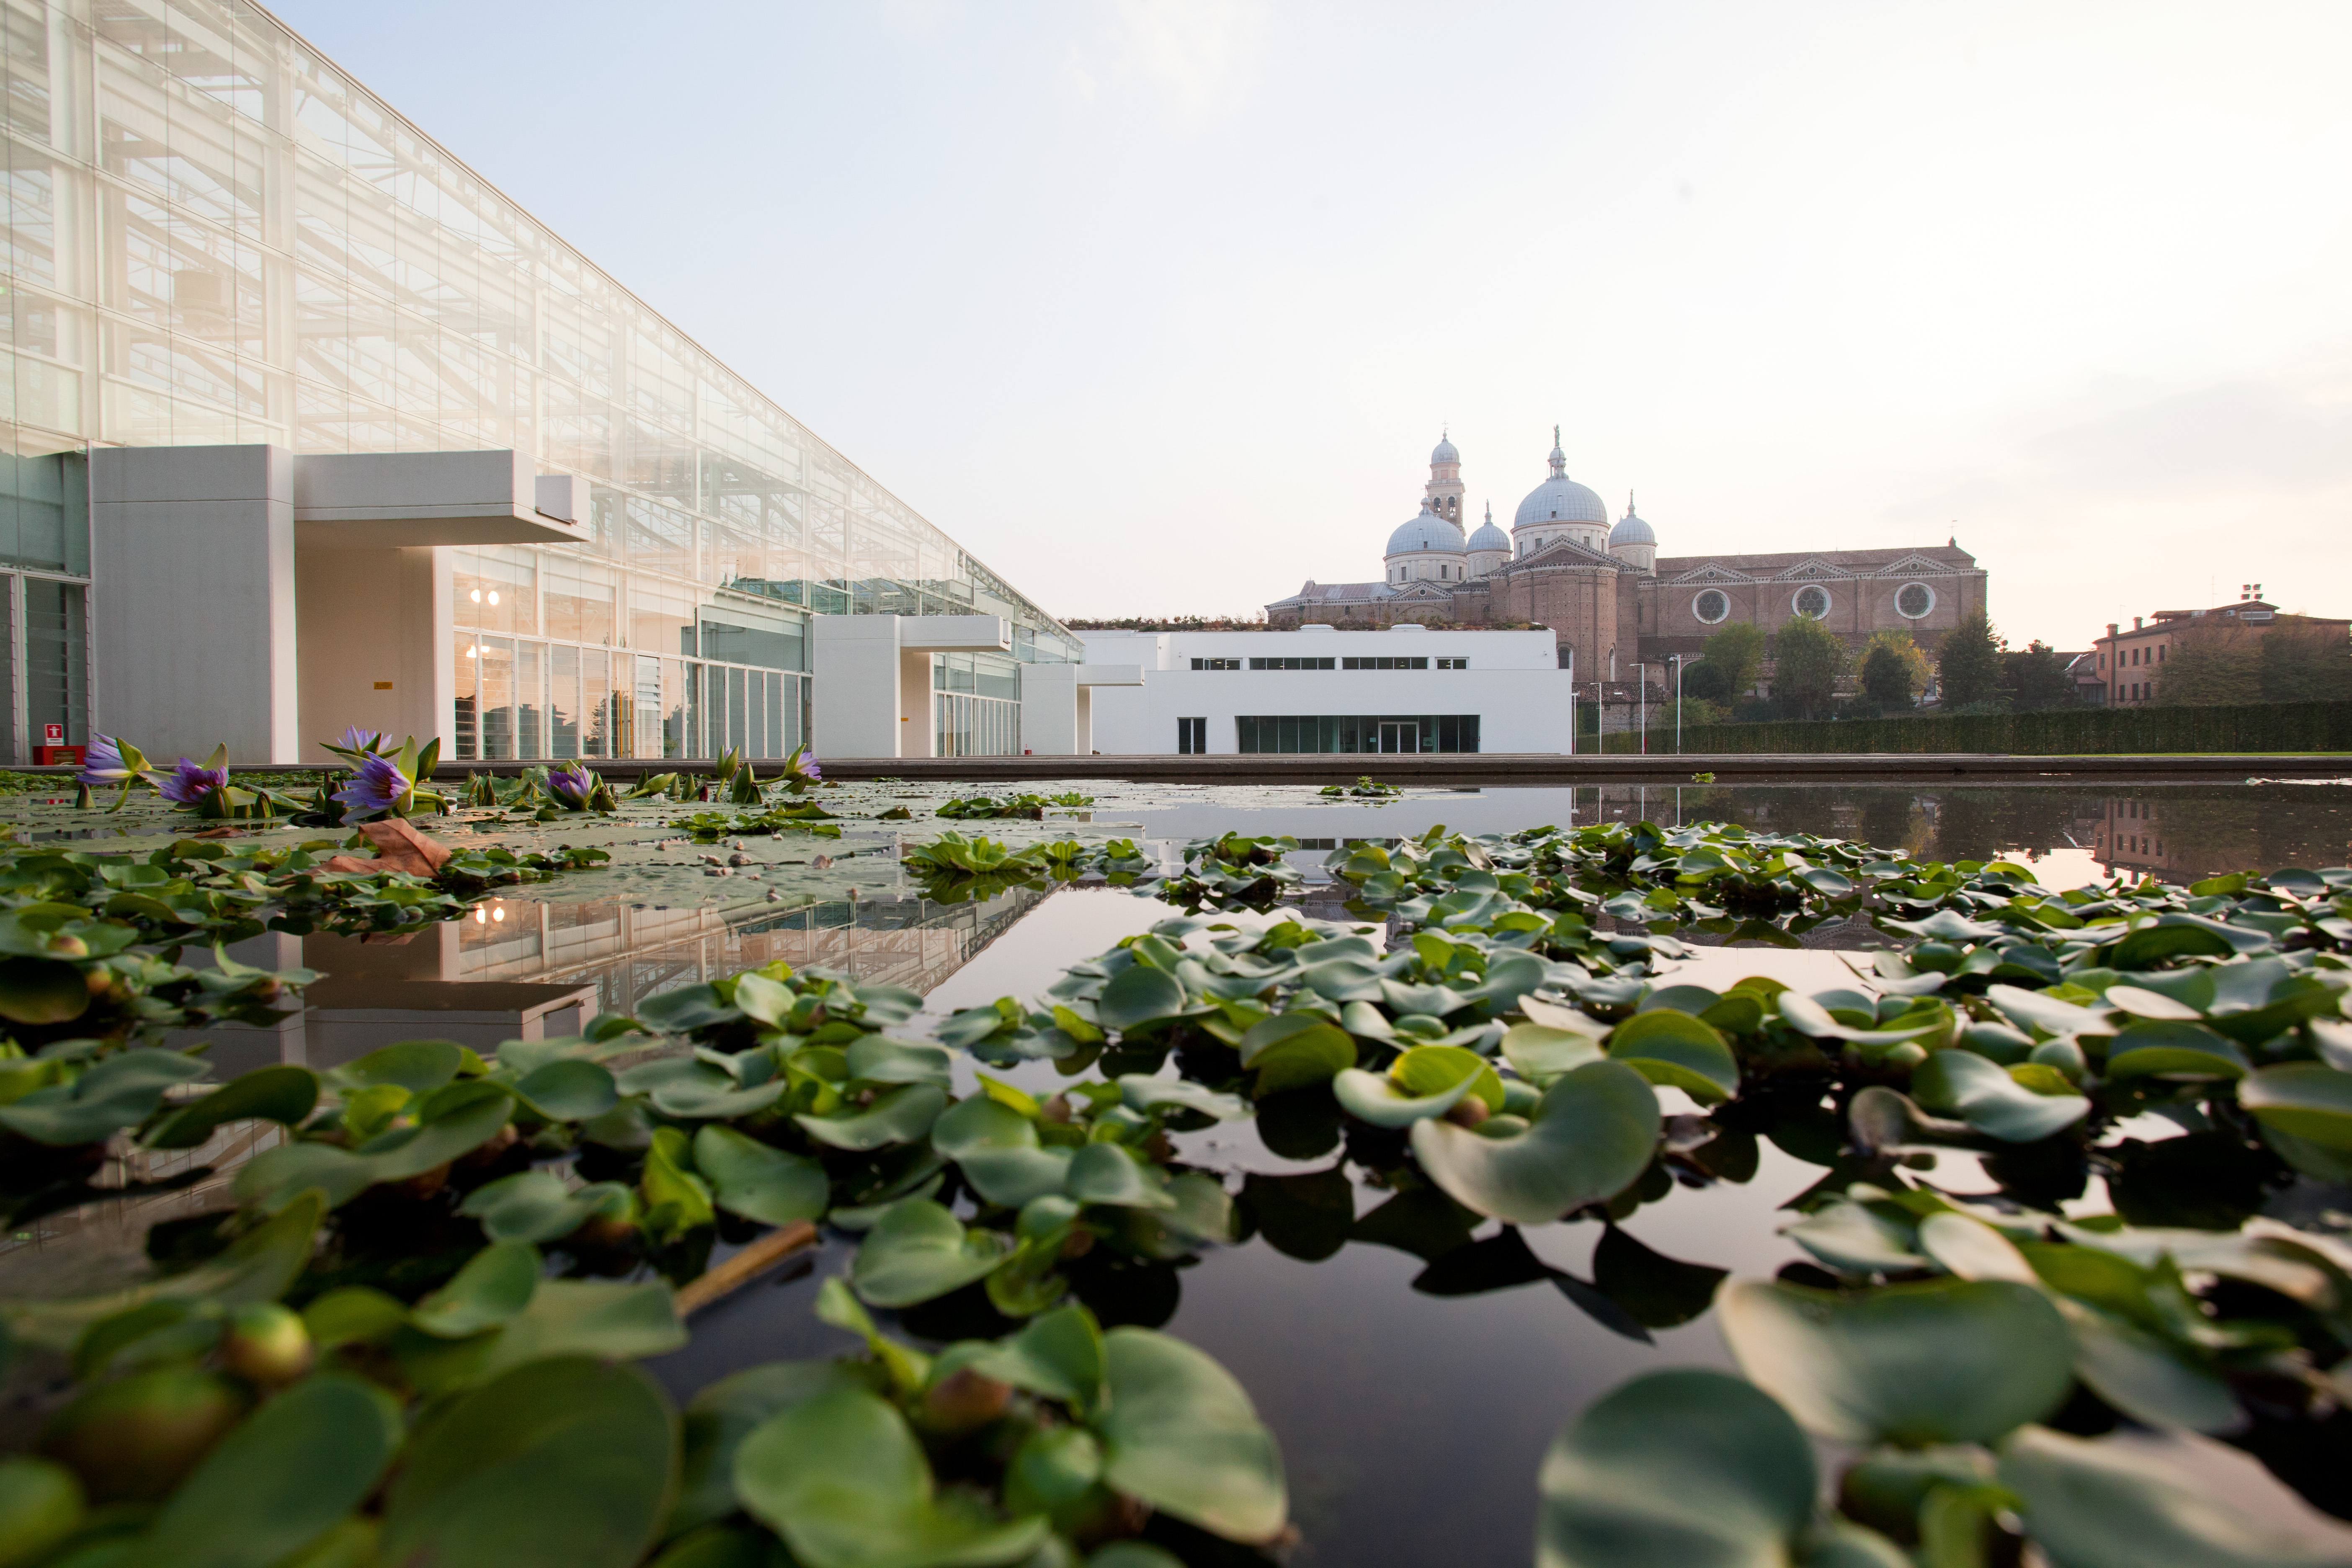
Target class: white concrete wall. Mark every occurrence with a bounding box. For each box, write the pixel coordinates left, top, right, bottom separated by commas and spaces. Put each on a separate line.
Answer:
1079, 627, 1573, 754
297, 546, 453, 759
1021, 662, 1079, 756
810, 614, 906, 758
92, 444, 301, 764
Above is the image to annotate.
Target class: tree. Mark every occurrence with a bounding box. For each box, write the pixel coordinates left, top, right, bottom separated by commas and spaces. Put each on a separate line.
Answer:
1699, 622, 1767, 702
1859, 630, 1931, 709
1771, 615, 1847, 719
2155, 627, 2260, 706
1936, 614, 2006, 710
2002, 640, 2080, 712
2259, 619, 2352, 703
1679, 660, 1732, 704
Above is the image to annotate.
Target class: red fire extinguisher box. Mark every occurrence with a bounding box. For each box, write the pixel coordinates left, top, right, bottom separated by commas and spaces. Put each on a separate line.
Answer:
34, 723, 80, 767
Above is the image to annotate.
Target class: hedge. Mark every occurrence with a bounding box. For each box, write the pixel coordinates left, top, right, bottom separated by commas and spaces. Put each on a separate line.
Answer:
1595, 700, 2352, 756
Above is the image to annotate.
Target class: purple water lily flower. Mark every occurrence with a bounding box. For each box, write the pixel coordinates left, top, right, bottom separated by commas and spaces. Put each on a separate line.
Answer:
77, 734, 136, 788
547, 761, 596, 808
781, 743, 822, 786
338, 725, 387, 755
332, 751, 411, 822
158, 756, 230, 805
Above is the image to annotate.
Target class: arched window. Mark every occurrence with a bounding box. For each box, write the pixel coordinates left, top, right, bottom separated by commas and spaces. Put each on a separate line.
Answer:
1894, 582, 1935, 619
1792, 584, 1832, 620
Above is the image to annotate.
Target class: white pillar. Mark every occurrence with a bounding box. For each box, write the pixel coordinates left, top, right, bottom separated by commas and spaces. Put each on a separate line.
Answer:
91, 444, 301, 764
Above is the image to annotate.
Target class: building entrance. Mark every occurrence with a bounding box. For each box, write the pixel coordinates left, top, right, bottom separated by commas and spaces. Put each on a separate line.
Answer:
1377, 720, 1419, 753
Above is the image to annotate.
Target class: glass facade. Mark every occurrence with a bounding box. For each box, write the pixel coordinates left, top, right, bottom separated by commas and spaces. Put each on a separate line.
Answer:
0, 0, 1074, 757
1235, 714, 1482, 754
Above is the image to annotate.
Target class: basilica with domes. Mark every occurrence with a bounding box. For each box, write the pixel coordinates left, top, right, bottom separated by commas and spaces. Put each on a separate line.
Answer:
1268, 431, 1989, 682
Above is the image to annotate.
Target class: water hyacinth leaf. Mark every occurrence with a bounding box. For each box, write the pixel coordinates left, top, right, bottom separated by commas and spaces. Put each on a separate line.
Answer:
233, 1090, 513, 1211
1910, 1050, 2090, 1143
1238, 1013, 1357, 1096
845, 1036, 954, 1090
671, 1360, 874, 1540
691, 1126, 828, 1227
138, 1372, 402, 1568
1607, 1010, 1740, 1103
0, 955, 90, 1024
730, 970, 792, 1027
796, 1084, 948, 1151
0, 1049, 211, 1146
2061, 1300, 2243, 1434
411, 1241, 542, 1338
1984, 985, 2117, 1042
733, 1387, 1048, 1568
1065, 1142, 1173, 1210
1096, 963, 1188, 1033
958, 1302, 1107, 1411
1098, 1328, 1287, 1544
511, 1059, 619, 1121
1916, 1211, 2038, 1284
1410, 1060, 1661, 1225
142, 1065, 319, 1149
332, 1039, 466, 1095
1783, 1199, 1929, 1276
623, 1059, 787, 1121
1117, 1075, 1248, 1120
641, 1129, 717, 1243
2239, 1063, 2352, 1151
1719, 1278, 2074, 1445
462, 1280, 687, 1385
459, 1170, 629, 1245
2103, 1021, 2249, 1081
851, 1200, 1017, 1308
1331, 1065, 1480, 1127
1502, 1021, 1607, 1086
1999, 1424, 2352, 1568
931, 1097, 1072, 1209
2105, 985, 2209, 1021
1537, 1367, 1821, 1568
379, 1357, 678, 1568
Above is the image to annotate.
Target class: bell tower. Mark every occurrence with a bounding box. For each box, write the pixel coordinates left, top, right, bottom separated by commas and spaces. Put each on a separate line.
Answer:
1424, 428, 1465, 525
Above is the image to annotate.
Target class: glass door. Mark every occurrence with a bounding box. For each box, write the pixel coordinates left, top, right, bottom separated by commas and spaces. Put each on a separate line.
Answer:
1377, 720, 1418, 753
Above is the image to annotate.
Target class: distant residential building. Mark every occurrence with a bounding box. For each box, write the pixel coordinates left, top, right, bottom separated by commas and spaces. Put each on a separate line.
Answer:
1077, 627, 1573, 755
2092, 599, 2349, 707
1265, 433, 1991, 680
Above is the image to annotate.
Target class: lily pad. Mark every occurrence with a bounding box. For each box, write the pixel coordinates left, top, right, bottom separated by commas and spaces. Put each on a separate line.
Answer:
1332, 1045, 1500, 1127
692, 1125, 829, 1227
1719, 1277, 2074, 1445
2103, 1022, 2249, 1081
1097, 964, 1188, 1033
1410, 1060, 1661, 1225
796, 1084, 948, 1151
458, 1170, 632, 1245
1237, 1013, 1357, 1096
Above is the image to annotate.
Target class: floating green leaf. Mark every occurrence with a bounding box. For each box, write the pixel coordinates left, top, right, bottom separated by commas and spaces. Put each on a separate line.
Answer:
1719, 1278, 2074, 1445
851, 1201, 1016, 1308
1410, 1060, 1661, 1225
379, 1357, 678, 1568
2000, 1424, 2352, 1568
1911, 1049, 2090, 1143
733, 1387, 1047, 1568
143, 1065, 320, 1149
692, 1125, 828, 1227
1607, 1009, 1740, 1103
1097, 1328, 1287, 1544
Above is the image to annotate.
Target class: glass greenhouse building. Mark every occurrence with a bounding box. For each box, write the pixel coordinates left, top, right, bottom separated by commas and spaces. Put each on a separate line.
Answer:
0, 0, 1078, 764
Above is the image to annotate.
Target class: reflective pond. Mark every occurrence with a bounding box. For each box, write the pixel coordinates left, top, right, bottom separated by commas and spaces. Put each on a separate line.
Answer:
5, 774, 2352, 1565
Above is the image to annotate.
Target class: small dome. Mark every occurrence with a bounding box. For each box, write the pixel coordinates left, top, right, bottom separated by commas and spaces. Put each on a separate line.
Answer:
1431, 431, 1459, 466
1512, 425, 1607, 529
1609, 496, 1655, 547
1467, 502, 1509, 553
1386, 502, 1465, 558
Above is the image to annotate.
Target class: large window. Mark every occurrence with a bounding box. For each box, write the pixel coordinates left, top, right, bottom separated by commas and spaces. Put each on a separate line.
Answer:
1248, 657, 1336, 670
1177, 717, 1207, 754
1341, 656, 1428, 670
1235, 715, 1480, 754
936, 693, 1019, 757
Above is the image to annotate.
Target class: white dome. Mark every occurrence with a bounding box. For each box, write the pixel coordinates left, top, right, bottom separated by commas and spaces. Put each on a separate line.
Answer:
1512, 427, 1607, 529
1467, 514, 1509, 552
1385, 503, 1465, 558
1431, 433, 1459, 465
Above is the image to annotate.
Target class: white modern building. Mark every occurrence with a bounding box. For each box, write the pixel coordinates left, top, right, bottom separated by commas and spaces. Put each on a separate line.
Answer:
0, 0, 1081, 766
1078, 627, 1574, 755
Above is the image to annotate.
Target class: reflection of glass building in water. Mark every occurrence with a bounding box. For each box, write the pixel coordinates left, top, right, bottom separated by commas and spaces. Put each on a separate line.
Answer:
0, 0, 1075, 765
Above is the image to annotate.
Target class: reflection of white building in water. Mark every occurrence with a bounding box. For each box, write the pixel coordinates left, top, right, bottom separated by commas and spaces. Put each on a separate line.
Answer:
1078, 627, 1575, 755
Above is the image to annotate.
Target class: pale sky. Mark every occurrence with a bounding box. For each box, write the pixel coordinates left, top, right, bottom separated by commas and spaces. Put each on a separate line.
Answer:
273, 0, 2352, 649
